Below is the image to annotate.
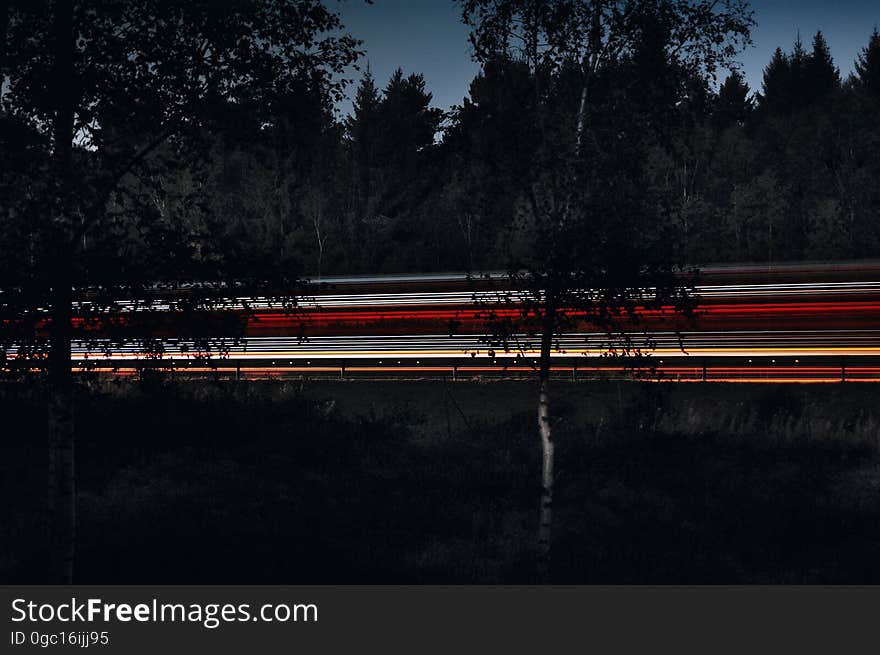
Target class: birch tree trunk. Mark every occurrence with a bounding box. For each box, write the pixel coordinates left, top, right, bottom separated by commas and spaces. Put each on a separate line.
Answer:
0, 1, 8, 97
536, 303, 556, 581
536, 373, 554, 580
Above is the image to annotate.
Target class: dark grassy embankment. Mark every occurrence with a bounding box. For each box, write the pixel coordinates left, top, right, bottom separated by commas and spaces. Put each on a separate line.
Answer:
3, 378, 880, 583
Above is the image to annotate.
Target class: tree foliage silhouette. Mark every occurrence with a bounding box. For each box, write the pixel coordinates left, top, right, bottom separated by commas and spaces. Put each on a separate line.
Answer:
456, 0, 753, 580
854, 27, 880, 99
0, 0, 362, 582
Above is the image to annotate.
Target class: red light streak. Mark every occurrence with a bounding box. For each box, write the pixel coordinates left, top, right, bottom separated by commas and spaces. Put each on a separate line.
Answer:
8, 274, 880, 382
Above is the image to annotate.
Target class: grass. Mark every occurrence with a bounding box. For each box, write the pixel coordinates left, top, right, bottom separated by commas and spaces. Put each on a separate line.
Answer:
2, 378, 880, 583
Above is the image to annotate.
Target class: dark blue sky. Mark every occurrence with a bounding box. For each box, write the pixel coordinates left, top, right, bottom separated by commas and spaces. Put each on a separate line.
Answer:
336, 0, 880, 117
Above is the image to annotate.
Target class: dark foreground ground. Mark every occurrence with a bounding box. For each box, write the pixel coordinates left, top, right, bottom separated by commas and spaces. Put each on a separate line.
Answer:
3, 377, 880, 583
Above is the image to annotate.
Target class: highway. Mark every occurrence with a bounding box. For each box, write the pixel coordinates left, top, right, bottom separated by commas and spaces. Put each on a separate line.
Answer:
43, 260, 880, 382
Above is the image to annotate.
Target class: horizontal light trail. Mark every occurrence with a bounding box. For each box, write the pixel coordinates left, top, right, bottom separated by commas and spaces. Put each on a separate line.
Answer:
73, 280, 880, 312
49, 331, 880, 363
7, 264, 880, 382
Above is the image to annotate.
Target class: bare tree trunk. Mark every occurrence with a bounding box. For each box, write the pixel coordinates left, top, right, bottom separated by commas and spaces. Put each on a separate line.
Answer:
536, 373, 554, 580
536, 304, 556, 582
47, 0, 76, 584
575, 3, 601, 155
0, 0, 9, 102
313, 201, 326, 281
575, 82, 589, 152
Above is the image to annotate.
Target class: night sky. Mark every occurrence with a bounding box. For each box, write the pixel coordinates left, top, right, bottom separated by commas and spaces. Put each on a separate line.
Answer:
335, 0, 880, 116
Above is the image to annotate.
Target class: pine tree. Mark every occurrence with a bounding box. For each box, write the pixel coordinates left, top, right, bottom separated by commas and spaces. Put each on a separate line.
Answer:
374, 68, 442, 197
805, 30, 840, 102
347, 65, 381, 205
854, 27, 880, 98
714, 70, 752, 128
758, 47, 791, 115
347, 68, 443, 270
378, 69, 442, 161
789, 33, 809, 106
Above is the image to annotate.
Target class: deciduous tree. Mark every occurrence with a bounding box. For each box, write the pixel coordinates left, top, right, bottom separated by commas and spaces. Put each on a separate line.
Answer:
1, 0, 362, 582
457, 0, 753, 580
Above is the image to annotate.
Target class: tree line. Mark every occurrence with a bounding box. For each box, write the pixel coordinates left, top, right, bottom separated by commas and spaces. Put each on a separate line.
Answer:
5, 11, 878, 290
142, 26, 880, 280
